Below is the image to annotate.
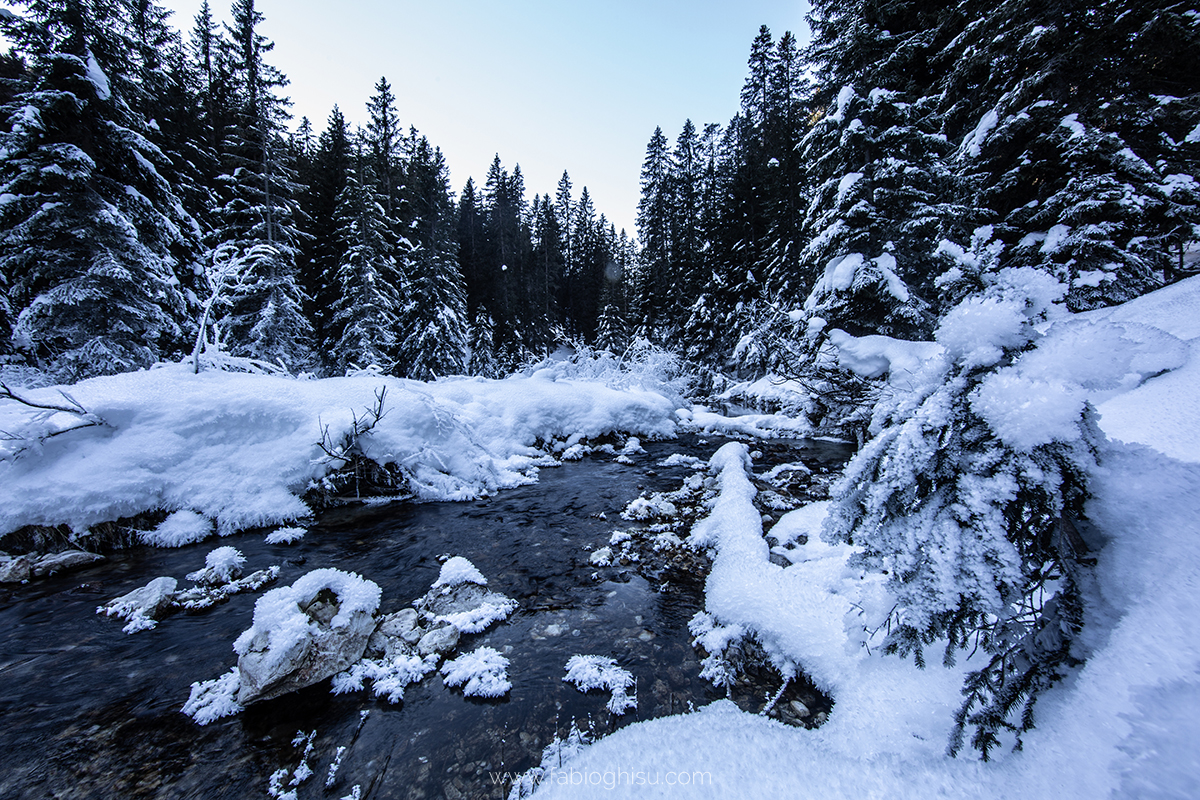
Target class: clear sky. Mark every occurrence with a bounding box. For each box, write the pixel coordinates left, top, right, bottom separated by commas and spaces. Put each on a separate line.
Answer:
158, 0, 812, 236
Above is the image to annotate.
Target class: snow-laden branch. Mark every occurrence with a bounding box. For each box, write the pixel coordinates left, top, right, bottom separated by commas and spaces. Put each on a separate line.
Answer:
0, 381, 111, 459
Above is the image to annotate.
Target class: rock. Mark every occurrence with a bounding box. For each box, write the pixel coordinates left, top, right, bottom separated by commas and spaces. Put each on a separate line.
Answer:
99, 576, 179, 632
235, 569, 381, 705
367, 608, 423, 658
789, 700, 810, 717
0, 554, 34, 583
416, 581, 516, 635
32, 550, 104, 577
417, 624, 460, 656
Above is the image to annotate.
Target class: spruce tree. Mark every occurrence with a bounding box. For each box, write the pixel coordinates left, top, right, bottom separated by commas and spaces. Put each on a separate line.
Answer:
327, 161, 401, 374
211, 0, 311, 368
0, 0, 194, 380
635, 126, 671, 339
397, 137, 467, 380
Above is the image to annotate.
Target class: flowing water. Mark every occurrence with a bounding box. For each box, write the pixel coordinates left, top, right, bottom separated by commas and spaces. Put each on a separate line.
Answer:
0, 434, 852, 800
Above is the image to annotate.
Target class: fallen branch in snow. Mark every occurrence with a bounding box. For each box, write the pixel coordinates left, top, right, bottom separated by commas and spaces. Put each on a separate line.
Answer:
0, 381, 111, 459
313, 386, 403, 502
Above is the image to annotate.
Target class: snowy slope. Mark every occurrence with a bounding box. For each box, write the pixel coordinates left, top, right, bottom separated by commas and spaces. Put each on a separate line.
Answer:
1086, 275, 1200, 463
528, 277, 1200, 799
0, 366, 676, 538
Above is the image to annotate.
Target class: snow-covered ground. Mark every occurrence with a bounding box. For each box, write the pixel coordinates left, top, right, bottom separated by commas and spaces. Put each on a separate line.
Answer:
0, 368, 677, 540
525, 276, 1200, 798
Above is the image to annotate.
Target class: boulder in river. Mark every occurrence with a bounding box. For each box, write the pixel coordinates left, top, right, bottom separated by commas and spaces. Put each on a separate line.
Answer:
98, 576, 179, 633
367, 607, 424, 659
416, 623, 460, 656
415, 556, 517, 634
234, 568, 381, 705
0, 554, 34, 583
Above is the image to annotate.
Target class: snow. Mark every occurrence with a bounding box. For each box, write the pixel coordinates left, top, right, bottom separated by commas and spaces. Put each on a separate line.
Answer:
826, 329, 942, 381
828, 85, 855, 124
873, 252, 910, 302
835, 172, 862, 206
84, 51, 111, 101
529, 276, 1200, 800
437, 595, 518, 634
186, 545, 245, 585
441, 646, 512, 697
563, 655, 637, 715
98, 576, 177, 633
685, 407, 814, 440
0, 367, 677, 542
139, 510, 212, 547
1060, 113, 1085, 138
432, 555, 488, 588
266, 526, 307, 545
960, 107, 999, 158
332, 653, 439, 704
182, 667, 243, 726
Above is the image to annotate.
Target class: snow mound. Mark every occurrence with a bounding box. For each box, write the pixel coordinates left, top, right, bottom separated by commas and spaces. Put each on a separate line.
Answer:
432, 556, 487, 588
441, 646, 511, 697
139, 510, 212, 548
186, 546, 246, 585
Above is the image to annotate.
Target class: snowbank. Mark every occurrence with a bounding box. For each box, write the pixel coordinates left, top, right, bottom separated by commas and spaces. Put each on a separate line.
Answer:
0, 366, 677, 540
530, 277, 1200, 799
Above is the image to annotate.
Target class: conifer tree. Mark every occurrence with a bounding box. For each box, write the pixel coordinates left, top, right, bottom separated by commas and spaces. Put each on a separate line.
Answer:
397, 137, 467, 380
328, 161, 401, 374
634, 127, 671, 339
0, 0, 194, 379
211, 0, 311, 368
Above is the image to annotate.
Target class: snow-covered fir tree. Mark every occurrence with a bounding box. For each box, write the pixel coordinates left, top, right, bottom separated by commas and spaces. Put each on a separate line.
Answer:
327, 162, 402, 374
0, 0, 195, 380
209, 0, 311, 368
396, 136, 467, 380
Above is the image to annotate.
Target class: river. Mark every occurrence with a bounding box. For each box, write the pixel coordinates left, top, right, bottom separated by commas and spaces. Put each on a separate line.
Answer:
0, 434, 851, 799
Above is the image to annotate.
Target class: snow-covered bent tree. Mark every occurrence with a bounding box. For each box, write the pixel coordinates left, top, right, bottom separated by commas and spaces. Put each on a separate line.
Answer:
824, 266, 1104, 759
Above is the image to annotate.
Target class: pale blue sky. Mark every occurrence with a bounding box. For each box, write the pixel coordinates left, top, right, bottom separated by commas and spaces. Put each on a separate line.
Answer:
161, 0, 812, 235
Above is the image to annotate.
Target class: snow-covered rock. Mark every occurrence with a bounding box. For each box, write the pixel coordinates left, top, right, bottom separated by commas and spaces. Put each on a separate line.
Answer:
98, 576, 178, 633
416, 624, 460, 656
185, 546, 246, 586
416, 556, 516, 634
234, 569, 380, 705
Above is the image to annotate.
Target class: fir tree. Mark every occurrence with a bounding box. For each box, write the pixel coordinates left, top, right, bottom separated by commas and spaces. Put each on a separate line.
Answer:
327, 161, 401, 374
0, 0, 193, 379
825, 268, 1102, 759
211, 0, 311, 368
397, 137, 467, 380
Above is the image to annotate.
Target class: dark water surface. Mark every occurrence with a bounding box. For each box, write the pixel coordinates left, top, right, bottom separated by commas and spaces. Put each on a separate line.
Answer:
0, 435, 851, 800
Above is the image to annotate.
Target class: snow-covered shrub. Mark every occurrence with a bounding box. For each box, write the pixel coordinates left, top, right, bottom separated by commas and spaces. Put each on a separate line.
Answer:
518, 337, 696, 406
824, 267, 1104, 758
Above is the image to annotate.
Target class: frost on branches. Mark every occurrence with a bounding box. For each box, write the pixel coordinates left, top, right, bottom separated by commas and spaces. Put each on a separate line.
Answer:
824, 267, 1105, 758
